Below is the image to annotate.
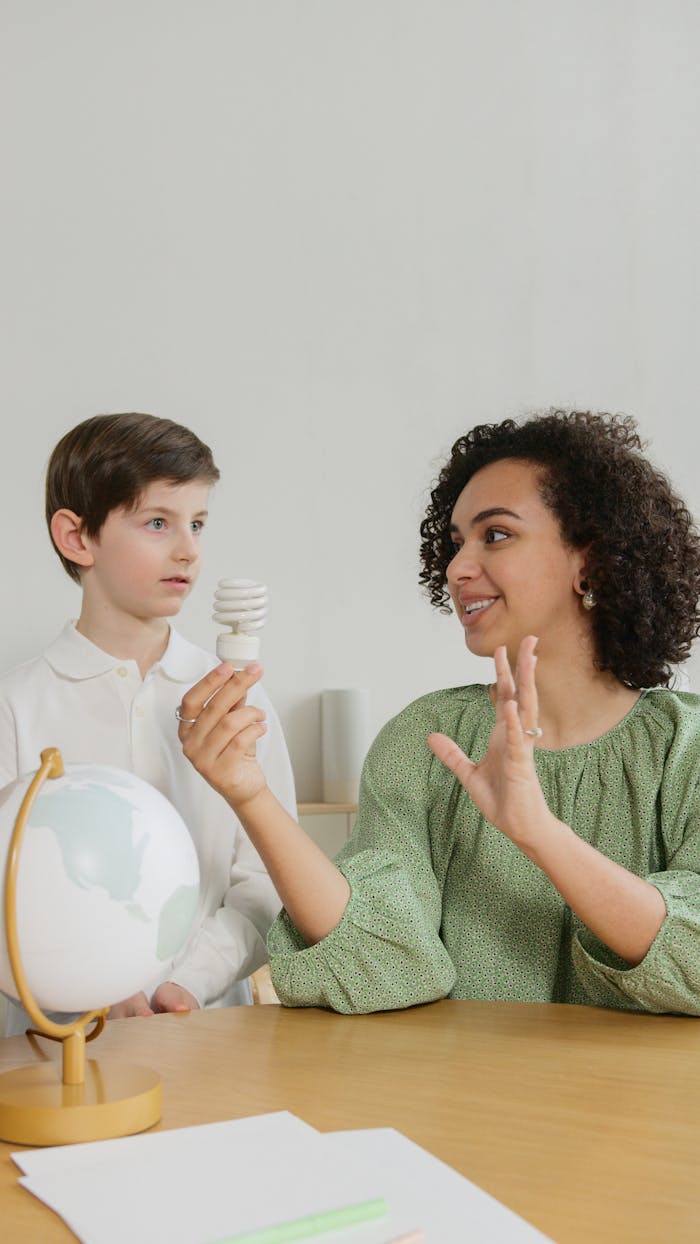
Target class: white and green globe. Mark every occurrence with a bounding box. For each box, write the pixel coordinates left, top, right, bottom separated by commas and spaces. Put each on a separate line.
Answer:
0, 763, 200, 1013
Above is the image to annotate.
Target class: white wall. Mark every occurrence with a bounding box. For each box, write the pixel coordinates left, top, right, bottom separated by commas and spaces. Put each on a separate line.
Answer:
1, 1, 699, 798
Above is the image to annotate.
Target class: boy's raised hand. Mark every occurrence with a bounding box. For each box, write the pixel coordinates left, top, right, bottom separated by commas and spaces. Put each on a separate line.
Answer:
177, 663, 268, 810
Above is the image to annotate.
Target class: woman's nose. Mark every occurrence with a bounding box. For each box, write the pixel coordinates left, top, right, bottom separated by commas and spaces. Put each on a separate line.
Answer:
447, 544, 480, 584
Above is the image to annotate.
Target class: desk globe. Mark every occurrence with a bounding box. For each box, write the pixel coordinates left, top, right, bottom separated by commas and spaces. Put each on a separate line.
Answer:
0, 749, 200, 1145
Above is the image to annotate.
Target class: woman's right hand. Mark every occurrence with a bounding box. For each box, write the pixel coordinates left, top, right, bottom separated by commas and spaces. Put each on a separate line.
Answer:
179, 662, 352, 947
177, 663, 269, 810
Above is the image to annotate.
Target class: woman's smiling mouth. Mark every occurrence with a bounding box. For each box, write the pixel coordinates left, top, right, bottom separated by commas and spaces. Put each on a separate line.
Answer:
459, 596, 499, 626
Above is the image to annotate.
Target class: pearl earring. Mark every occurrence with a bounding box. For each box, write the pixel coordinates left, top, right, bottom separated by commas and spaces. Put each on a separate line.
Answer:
582, 588, 596, 610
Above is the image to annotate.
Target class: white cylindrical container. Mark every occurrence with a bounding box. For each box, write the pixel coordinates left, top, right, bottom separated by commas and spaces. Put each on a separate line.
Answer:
321, 688, 370, 805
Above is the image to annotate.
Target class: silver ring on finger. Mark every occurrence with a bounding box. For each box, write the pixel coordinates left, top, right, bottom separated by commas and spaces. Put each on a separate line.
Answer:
175, 705, 199, 725
523, 725, 543, 738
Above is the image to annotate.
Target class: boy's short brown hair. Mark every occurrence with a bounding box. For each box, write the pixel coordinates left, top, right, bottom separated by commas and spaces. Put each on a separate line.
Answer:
46, 412, 220, 583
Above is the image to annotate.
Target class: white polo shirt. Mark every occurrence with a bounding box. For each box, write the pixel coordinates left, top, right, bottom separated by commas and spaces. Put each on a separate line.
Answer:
0, 622, 296, 1034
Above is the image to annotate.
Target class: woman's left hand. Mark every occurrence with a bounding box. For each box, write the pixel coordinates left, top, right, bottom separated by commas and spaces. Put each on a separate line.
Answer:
428, 635, 555, 851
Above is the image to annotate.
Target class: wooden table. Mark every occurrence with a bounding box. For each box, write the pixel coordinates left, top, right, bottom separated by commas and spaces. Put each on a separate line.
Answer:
1, 1000, 699, 1243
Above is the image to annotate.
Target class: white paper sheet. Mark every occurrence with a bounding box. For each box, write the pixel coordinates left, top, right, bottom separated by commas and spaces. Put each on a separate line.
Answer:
14, 1110, 318, 1178
322, 1129, 553, 1243
13, 1111, 555, 1244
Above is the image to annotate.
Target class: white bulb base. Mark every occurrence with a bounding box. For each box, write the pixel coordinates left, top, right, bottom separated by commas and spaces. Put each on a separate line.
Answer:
216, 632, 261, 669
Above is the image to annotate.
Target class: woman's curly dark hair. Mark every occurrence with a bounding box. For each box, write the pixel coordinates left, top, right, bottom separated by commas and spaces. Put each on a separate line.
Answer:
419, 410, 700, 688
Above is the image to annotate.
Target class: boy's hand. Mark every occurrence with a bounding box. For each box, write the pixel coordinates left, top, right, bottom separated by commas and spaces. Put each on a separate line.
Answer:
108, 991, 154, 1019
177, 663, 269, 809
152, 982, 199, 1013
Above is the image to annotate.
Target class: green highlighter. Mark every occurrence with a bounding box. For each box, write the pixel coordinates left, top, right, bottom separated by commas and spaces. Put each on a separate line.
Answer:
211, 1197, 388, 1244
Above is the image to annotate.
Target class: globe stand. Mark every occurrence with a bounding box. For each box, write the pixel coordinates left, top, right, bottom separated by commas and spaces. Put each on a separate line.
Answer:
0, 748, 161, 1145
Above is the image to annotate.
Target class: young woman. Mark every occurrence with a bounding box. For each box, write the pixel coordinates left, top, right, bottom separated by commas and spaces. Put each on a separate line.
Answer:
177, 410, 700, 1015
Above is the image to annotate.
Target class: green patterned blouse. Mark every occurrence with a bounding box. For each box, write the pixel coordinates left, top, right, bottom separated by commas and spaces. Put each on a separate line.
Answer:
268, 686, 700, 1015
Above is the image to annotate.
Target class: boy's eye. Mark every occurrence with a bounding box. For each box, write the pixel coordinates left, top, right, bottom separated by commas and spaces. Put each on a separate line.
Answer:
191, 520, 204, 534
147, 518, 166, 531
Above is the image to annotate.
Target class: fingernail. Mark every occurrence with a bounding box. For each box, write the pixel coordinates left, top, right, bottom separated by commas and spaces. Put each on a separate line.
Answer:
217, 662, 233, 676
248, 662, 263, 676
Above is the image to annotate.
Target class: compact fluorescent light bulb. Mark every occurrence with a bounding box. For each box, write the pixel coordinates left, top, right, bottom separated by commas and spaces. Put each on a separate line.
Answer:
213, 579, 268, 668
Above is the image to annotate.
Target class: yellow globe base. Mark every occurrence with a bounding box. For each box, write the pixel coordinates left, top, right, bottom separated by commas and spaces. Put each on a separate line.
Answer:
0, 1060, 161, 1146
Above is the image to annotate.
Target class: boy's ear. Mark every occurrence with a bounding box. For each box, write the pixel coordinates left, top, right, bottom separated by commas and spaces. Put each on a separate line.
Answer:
50, 510, 96, 570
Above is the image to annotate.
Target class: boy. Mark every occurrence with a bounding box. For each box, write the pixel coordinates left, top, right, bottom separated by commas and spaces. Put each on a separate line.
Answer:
0, 412, 296, 1035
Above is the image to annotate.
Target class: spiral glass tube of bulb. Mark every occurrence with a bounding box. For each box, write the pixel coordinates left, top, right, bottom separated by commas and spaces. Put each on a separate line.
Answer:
213, 579, 268, 668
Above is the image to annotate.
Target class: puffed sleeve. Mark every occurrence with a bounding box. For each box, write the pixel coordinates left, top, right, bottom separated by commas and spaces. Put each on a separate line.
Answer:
268, 703, 456, 1013
572, 774, 700, 1016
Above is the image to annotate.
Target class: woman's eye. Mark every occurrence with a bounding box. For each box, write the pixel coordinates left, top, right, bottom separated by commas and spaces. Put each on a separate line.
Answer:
485, 528, 508, 544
